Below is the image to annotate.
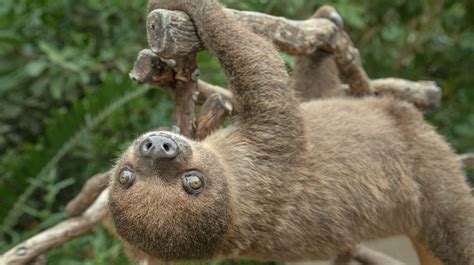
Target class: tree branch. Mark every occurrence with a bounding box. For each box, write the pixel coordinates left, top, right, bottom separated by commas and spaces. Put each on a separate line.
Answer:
129, 49, 174, 88
130, 49, 441, 110
0, 190, 109, 265
342, 78, 441, 109
460, 153, 474, 169
147, 8, 371, 96
172, 54, 199, 138
196, 80, 232, 105
196, 93, 232, 139
65, 171, 110, 217
353, 245, 405, 265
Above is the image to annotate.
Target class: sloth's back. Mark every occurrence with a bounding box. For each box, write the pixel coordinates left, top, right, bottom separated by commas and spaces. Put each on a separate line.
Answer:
300, 96, 464, 195
274, 96, 468, 259
210, 96, 469, 261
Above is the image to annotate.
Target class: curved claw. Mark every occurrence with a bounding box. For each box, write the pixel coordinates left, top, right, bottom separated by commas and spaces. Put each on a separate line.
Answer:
314, 5, 344, 30
329, 12, 344, 30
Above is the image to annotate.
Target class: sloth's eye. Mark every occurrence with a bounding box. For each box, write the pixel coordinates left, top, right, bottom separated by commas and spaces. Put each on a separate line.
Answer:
118, 170, 135, 188
182, 172, 204, 195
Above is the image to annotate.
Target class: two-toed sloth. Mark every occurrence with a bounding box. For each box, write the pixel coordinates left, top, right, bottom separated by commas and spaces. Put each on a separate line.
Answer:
108, 1, 474, 264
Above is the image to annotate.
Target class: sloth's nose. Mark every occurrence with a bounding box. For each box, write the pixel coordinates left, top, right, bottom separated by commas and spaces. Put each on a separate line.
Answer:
139, 135, 178, 159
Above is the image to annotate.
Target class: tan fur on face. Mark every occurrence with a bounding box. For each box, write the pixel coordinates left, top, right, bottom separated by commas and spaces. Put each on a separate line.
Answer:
109, 134, 231, 261
109, 1, 474, 264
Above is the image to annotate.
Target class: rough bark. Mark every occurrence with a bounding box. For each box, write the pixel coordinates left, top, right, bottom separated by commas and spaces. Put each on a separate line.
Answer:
130, 49, 441, 110
172, 54, 199, 138
147, 9, 371, 96
196, 93, 233, 139
129, 49, 174, 87
342, 78, 441, 109
0, 190, 109, 265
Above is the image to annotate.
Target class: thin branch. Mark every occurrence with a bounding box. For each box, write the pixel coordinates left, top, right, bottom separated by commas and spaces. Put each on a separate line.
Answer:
460, 153, 474, 169
370, 78, 441, 109
196, 80, 232, 105
196, 93, 233, 139
342, 78, 441, 109
66, 171, 110, 217
0, 190, 109, 265
353, 245, 405, 265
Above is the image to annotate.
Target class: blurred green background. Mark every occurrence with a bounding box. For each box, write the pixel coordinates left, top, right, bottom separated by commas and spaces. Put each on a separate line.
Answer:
0, 0, 473, 264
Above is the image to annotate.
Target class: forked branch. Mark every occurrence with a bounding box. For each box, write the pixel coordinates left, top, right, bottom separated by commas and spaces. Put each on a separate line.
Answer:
147, 8, 371, 96
130, 49, 441, 110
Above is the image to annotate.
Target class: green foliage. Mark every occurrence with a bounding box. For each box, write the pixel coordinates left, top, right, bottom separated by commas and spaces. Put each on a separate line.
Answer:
0, 75, 150, 241
0, 0, 472, 264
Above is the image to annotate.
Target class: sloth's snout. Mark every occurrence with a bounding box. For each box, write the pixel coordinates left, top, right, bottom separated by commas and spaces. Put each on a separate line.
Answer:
139, 135, 178, 159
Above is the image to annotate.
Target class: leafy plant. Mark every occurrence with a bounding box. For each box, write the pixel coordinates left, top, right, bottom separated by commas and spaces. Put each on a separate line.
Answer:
0, 75, 150, 247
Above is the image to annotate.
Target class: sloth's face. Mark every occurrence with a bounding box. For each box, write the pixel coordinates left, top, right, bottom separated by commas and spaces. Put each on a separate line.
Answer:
109, 131, 230, 261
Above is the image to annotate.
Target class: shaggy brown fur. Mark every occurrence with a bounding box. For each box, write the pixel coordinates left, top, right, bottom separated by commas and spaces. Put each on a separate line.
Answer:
108, 1, 474, 264
292, 6, 345, 100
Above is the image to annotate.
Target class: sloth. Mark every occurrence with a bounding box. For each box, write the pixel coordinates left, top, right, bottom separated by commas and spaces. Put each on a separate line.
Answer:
108, 1, 474, 264
292, 5, 346, 100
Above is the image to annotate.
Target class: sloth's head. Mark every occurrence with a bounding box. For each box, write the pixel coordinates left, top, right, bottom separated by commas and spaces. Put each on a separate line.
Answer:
108, 130, 230, 261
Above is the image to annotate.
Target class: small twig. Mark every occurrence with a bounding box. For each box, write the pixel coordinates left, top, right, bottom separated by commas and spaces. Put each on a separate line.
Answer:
0, 190, 109, 265
353, 245, 405, 265
460, 153, 474, 169
66, 171, 110, 217
196, 80, 232, 105
196, 93, 233, 139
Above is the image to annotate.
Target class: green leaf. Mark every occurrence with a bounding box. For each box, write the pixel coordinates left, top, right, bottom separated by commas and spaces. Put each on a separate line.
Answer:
24, 60, 47, 77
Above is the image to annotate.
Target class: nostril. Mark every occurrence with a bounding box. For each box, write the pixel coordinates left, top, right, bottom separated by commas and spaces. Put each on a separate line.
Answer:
160, 138, 178, 158
140, 139, 154, 158
162, 143, 170, 152
145, 141, 153, 151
